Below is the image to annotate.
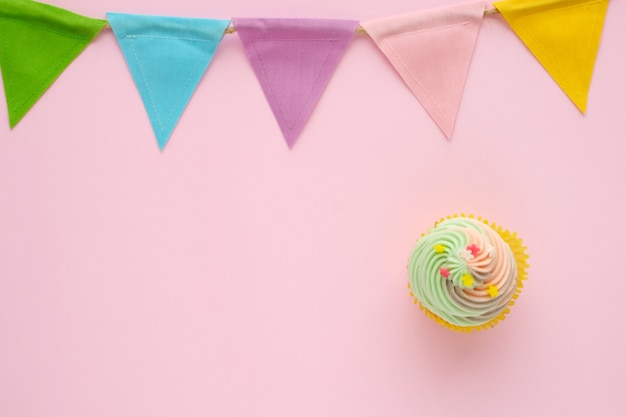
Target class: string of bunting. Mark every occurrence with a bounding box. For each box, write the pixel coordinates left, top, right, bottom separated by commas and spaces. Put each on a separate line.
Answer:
0, 0, 610, 150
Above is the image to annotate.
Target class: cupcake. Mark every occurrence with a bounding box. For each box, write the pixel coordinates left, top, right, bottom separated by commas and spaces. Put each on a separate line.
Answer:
407, 214, 529, 332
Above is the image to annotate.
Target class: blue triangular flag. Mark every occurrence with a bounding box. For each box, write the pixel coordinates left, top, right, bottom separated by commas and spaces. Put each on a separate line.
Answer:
107, 13, 230, 150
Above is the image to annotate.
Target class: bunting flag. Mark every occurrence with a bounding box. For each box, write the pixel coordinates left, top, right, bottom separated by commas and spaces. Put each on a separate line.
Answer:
233, 18, 359, 148
361, 2, 486, 139
494, 0, 609, 113
107, 13, 230, 150
0, 0, 107, 128
0, 0, 614, 141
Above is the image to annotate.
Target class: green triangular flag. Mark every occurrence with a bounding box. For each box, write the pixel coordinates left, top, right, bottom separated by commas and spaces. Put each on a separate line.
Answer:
0, 0, 107, 127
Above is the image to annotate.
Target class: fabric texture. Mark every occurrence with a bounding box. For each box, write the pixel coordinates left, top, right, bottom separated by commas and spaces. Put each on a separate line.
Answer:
361, 1, 486, 139
233, 18, 359, 148
0, 0, 107, 128
494, 0, 609, 113
107, 13, 230, 150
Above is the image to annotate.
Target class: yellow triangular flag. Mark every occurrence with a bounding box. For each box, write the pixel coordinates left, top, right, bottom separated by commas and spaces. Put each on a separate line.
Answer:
493, 0, 609, 112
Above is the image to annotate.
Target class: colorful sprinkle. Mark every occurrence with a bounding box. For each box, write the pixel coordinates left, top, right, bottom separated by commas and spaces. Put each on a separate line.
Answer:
434, 244, 446, 254
459, 249, 474, 261
487, 285, 499, 298
466, 244, 480, 257
487, 245, 496, 258
440, 267, 450, 278
461, 273, 474, 287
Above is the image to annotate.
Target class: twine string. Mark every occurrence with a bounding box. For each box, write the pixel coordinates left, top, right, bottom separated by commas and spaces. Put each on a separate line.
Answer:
102, 8, 501, 34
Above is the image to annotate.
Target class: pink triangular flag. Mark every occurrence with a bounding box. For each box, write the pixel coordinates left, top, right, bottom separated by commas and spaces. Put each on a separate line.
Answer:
362, 1, 486, 138
233, 18, 358, 148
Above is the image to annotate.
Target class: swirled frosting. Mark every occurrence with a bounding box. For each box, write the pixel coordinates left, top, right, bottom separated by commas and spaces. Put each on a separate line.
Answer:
408, 217, 518, 327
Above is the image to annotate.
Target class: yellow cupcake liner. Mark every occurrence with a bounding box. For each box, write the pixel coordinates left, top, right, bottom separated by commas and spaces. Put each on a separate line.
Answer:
409, 213, 529, 333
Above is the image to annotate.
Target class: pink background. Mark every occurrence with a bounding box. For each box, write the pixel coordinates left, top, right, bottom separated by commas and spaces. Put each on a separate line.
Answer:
1, 0, 625, 416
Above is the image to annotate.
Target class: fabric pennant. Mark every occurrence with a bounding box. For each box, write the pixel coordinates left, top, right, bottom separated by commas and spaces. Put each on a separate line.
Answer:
107, 13, 230, 150
362, 2, 486, 139
0, 0, 107, 128
494, 0, 608, 113
233, 18, 359, 148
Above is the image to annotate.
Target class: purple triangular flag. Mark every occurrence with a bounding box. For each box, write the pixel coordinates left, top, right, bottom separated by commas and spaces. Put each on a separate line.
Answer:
233, 18, 358, 148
